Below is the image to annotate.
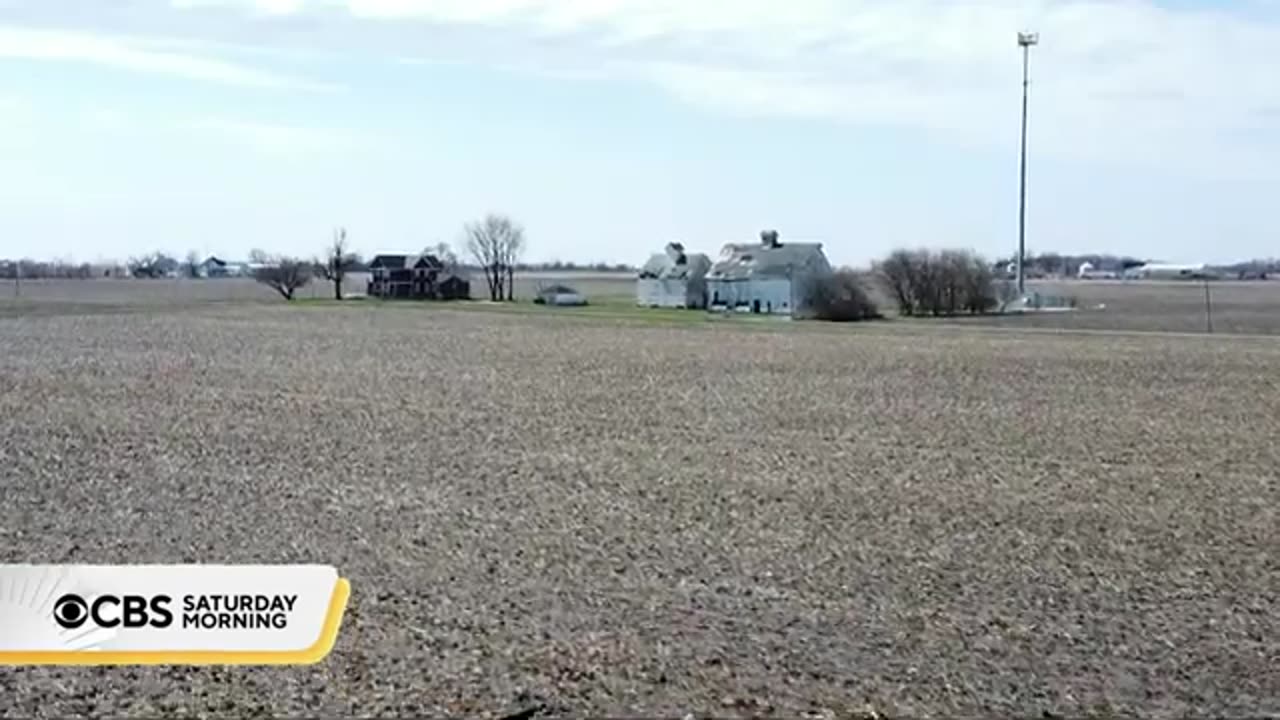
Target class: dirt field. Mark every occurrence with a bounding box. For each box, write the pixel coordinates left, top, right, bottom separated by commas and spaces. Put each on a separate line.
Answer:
0, 293, 1276, 718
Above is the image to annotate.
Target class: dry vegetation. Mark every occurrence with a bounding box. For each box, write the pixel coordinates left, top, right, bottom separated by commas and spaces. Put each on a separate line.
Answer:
0, 289, 1278, 718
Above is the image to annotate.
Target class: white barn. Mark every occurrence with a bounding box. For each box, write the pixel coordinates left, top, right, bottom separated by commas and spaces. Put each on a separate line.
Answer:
1123, 263, 1219, 280
637, 242, 712, 309
706, 231, 832, 316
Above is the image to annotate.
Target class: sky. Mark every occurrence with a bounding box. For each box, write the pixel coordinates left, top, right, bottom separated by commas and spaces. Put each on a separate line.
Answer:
3, 0, 1280, 266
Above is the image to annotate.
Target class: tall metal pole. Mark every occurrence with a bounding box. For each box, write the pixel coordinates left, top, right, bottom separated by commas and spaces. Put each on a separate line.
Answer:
1017, 34, 1036, 297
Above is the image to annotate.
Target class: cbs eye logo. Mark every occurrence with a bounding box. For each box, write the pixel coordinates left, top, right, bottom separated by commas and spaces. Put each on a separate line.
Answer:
52, 593, 174, 629
52, 594, 90, 629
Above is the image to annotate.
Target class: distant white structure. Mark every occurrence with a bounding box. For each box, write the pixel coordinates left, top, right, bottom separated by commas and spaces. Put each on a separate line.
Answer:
198, 256, 249, 278
1077, 262, 1119, 280
705, 230, 832, 316
1123, 263, 1218, 280
637, 242, 711, 309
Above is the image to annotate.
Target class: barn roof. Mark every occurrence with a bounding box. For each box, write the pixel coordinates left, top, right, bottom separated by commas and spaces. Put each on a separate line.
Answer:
708, 241, 830, 280
639, 247, 711, 280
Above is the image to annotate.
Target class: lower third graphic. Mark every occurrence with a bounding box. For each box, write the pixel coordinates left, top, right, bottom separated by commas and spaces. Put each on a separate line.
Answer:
0, 565, 350, 665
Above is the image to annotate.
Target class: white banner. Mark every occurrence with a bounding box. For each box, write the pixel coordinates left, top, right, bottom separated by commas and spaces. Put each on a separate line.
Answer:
0, 565, 350, 665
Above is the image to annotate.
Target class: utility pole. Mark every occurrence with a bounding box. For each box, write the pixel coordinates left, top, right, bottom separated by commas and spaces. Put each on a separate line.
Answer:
1017, 31, 1039, 298
14, 259, 20, 298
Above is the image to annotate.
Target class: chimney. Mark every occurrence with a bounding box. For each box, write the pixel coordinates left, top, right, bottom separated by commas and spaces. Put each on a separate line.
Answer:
761, 230, 780, 248
665, 242, 687, 264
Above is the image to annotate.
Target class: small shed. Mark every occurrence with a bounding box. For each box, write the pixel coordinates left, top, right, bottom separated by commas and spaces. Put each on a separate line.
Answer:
436, 274, 471, 300
534, 284, 587, 306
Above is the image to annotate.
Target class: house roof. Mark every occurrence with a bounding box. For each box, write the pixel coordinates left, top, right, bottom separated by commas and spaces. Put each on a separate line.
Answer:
371, 253, 445, 271
708, 241, 830, 280
369, 254, 411, 269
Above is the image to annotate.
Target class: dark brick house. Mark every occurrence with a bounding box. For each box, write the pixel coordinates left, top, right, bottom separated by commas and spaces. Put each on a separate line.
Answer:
368, 253, 470, 300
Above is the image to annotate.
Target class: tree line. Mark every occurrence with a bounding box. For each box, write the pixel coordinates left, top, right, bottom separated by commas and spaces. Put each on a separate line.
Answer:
811, 248, 1006, 322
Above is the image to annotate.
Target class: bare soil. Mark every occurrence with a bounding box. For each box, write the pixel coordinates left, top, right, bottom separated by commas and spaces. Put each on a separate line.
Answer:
0, 298, 1277, 718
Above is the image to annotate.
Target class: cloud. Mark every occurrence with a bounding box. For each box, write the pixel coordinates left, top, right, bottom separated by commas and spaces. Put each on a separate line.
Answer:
188, 117, 372, 153
0, 25, 337, 91
171, 0, 306, 16
6, 0, 1280, 170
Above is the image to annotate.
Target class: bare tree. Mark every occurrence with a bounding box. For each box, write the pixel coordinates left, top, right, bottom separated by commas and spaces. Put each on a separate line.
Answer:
316, 227, 359, 300
248, 248, 272, 265
465, 214, 525, 302
128, 252, 179, 278
252, 256, 313, 301
184, 251, 202, 279
875, 249, 916, 316
876, 248, 997, 317
427, 241, 461, 275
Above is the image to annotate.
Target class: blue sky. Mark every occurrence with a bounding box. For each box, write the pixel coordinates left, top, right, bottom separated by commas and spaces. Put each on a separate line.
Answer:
3, 0, 1280, 266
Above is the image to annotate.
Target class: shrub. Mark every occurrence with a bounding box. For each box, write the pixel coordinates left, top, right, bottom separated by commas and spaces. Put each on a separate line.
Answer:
873, 248, 998, 316
811, 270, 881, 322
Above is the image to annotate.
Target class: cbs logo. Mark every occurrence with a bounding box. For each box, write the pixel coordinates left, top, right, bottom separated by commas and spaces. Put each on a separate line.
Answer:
52, 593, 174, 629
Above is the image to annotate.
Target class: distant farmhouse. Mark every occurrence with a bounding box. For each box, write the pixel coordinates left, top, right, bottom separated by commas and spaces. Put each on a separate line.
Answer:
706, 231, 832, 316
199, 256, 249, 278
637, 242, 711, 309
367, 253, 470, 300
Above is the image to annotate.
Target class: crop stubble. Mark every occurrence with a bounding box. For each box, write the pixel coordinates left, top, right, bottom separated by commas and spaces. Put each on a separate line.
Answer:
0, 303, 1276, 717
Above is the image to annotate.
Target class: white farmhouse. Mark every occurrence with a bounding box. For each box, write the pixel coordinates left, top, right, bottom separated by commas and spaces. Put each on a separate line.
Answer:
637, 242, 712, 309
706, 231, 832, 316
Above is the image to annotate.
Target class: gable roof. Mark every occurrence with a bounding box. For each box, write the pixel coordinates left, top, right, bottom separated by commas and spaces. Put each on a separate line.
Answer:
371, 253, 445, 271
640, 251, 711, 280
708, 241, 830, 280
369, 254, 411, 270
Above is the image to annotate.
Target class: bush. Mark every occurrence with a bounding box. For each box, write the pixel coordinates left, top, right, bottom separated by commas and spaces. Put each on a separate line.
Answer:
874, 248, 998, 316
811, 270, 881, 322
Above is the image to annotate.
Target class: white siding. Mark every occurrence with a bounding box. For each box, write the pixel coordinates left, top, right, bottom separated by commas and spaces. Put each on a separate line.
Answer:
707, 278, 795, 315
637, 278, 705, 308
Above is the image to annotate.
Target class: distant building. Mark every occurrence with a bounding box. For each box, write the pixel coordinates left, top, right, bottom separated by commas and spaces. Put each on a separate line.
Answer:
1077, 262, 1119, 280
706, 230, 832, 316
367, 253, 469, 300
637, 242, 711, 309
435, 273, 472, 300
199, 256, 249, 278
1123, 263, 1218, 280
